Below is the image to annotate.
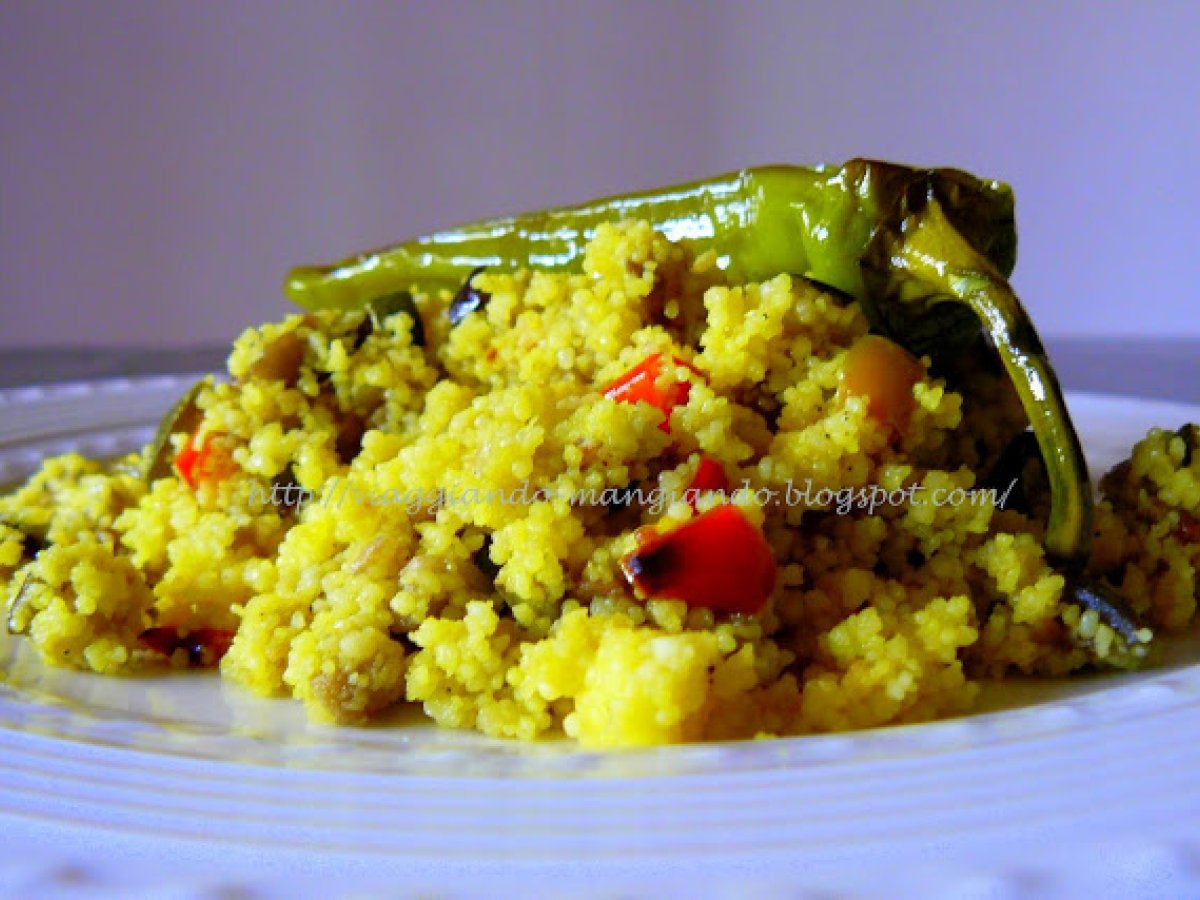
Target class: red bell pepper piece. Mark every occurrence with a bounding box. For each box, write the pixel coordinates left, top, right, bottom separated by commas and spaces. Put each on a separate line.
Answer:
603, 352, 702, 433
1176, 511, 1200, 545
621, 505, 776, 615
684, 456, 729, 507
173, 436, 205, 488
174, 433, 235, 489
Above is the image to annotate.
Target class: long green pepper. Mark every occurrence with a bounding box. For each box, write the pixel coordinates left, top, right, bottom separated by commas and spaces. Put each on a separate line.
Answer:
285, 159, 1091, 566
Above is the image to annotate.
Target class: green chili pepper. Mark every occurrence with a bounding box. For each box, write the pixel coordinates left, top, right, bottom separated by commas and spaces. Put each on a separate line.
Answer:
284, 159, 1089, 565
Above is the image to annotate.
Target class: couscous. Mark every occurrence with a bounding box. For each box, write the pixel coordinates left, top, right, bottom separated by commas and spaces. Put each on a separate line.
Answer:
3, 165, 1198, 748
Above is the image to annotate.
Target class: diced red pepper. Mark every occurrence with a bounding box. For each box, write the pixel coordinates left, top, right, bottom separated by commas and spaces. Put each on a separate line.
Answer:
683, 456, 730, 507
621, 505, 776, 615
1175, 511, 1200, 545
174, 433, 235, 489
139, 625, 234, 667
603, 352, 703, 433
173, 436, 205, 488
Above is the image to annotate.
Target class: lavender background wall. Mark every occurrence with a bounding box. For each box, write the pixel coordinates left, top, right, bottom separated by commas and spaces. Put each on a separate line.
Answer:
1, 1, 1197, 349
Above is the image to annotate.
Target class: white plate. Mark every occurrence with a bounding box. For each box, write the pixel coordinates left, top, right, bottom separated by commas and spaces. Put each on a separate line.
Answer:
1, 378, 1199, 898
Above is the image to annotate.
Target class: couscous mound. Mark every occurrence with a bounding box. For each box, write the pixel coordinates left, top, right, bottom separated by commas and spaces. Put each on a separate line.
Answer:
2, 222, 1197, 747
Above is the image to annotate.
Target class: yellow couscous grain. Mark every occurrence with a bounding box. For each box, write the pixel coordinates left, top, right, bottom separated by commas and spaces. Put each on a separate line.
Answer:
2, 221, 1197, 747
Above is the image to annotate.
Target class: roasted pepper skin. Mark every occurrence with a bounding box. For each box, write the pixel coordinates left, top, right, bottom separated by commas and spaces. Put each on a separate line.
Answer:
283, 160, 1088, 564
285, 161, 1014, 310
